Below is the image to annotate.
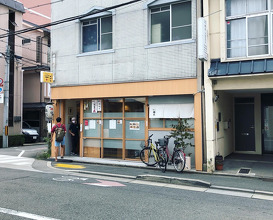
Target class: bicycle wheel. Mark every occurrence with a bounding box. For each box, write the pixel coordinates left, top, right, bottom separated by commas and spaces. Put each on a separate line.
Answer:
158, 148, 167, 173
140, 147, 157, 166
173, 150, 185, 172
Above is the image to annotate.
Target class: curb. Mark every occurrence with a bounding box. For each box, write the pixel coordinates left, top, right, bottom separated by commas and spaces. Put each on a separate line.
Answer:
70, 170, 136, 180
210, 185, 273, 197
136, 174, 211, 188
49, 161, 273, 196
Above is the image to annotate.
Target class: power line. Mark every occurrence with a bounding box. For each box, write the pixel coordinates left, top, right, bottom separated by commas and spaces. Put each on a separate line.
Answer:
27, 0, 64, 10
0, 27, 49, 47
0, 0, 142, 39
0, 0, 64, 16
0, 39, 49, 56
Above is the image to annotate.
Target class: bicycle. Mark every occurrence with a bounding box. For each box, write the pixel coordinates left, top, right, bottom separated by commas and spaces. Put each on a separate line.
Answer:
157, 136, 186, 172
140, 134, 167, 172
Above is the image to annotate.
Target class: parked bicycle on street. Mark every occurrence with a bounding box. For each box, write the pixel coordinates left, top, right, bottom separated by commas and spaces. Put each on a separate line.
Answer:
140, 134, 167, 173
157, 136, 186, 172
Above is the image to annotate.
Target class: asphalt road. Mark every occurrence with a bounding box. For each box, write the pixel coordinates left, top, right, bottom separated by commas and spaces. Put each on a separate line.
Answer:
0, 145, 273, 219
0, 166, 273, 220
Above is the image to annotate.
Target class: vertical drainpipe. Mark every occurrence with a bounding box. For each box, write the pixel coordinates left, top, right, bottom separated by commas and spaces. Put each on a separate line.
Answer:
200, 0, 207, 170
21, 69, 24, 131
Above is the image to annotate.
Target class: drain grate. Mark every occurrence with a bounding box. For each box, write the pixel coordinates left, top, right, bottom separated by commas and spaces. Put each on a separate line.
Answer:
238, 168, 251, 174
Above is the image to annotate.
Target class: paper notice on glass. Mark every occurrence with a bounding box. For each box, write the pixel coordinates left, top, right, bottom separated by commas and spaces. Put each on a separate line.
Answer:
85, 120, 89, 130
92, 100, 98, 113
129, 122, 140, 130
109, 120, 116, 129
89, 120, 96, 129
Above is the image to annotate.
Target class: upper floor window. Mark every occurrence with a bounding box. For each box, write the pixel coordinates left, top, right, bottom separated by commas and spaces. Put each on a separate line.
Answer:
82, 16, 112, 53
150, 0, 192, 44
226, 0, 273, 58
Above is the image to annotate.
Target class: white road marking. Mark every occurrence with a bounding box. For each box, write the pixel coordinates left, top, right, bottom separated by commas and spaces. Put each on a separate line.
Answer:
18, 150, 25, 157
0, 207, 59, 220
252, 194, 273, 201
206, 188, 253, 198
84, 179, 126, 187
0, 155, 37, 172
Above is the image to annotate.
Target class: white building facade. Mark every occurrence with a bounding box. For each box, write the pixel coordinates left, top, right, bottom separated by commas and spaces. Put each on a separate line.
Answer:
203, 0, 273, 170
51, 0, 204, 170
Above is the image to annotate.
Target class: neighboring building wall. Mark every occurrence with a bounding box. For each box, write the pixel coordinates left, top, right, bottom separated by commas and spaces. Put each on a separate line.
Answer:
204, 0, 273, 171
19, 0, 51, 141
0, 3, 24, 136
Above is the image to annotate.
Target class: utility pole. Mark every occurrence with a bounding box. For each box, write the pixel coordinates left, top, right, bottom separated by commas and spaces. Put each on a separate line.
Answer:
3, 45, 10, 148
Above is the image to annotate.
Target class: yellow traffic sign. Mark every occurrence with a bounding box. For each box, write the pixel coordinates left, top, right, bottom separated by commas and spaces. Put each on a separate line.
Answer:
40, 71, 53, 83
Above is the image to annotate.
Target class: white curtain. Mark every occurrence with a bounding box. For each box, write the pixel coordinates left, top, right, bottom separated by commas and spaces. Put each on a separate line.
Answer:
248, 15, 268, 56
149, 104, 194, 119
228, 19, 246, 58
247, 0, 267, 14
227, 0, 246, 16
227, 0, 266, 16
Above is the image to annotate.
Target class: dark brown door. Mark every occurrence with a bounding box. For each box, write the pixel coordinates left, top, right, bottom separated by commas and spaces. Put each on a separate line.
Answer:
235, 98, 255, 151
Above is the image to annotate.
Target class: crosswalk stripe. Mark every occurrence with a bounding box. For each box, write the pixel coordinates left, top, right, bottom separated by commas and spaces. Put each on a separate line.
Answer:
0, 159, 30, 163
14, 162, 31, 166
0, 155, 33, 166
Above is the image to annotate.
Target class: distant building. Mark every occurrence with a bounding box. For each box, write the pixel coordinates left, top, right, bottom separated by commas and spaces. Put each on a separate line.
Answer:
51, 0, 204, 170
0, 0, 24, 139
18, 0, 51, 141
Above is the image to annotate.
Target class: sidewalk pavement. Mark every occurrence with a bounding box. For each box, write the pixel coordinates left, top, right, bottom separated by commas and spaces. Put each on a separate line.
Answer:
59, 153, 273, 180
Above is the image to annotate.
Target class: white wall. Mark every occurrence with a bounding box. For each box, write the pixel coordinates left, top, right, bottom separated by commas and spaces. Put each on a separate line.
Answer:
51, 0, 197, 87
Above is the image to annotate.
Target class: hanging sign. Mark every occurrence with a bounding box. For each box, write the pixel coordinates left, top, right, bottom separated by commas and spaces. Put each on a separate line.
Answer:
40, 71, 53, 83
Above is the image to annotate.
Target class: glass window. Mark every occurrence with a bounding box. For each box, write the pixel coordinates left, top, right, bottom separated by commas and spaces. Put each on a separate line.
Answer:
172, 2, 192, 41
83, 100, 101, 118
103, 119, 123, 138
248, 15, 268, 56
101, 17, 112, 50
125, 98, 145, 118
151, 8, 170, 43
125, 120, 145, 139
83, 119, 101, 137
227, 19, 246, 58
150, 118, 163, 128
103, 140, 122, 159
247, 0, 267, 14
165, 119, 178, 128
82, 16, 112, 53
125, 140, 144, 159
226, 0, 271, 58
82, 20, 98, 52
226, 0, 246, 16
151, 1, 192, 44
103, 99, 123, 117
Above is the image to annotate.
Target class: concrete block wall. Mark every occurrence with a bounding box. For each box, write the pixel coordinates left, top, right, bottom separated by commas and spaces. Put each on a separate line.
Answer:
51, 0, 197, 87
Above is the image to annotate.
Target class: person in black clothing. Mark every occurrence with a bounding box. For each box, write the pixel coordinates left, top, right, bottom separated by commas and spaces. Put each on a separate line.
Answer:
69, 117, 79, 155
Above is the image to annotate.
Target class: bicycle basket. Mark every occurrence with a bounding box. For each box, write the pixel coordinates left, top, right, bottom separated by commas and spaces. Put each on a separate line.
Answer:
158, 138, 167, 147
